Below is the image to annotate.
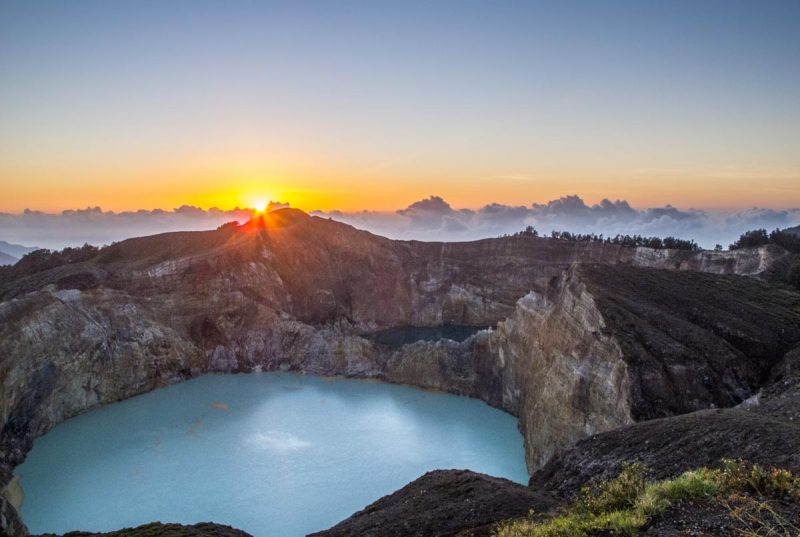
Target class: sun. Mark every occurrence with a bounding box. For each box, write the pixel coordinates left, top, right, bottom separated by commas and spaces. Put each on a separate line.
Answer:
251, 199, 270, 213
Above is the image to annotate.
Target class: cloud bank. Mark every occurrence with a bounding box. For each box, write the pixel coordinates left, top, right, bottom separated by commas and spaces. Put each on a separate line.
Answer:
1, 196, 798, 251
0, 205, 259, 250
314, 195, 800, 250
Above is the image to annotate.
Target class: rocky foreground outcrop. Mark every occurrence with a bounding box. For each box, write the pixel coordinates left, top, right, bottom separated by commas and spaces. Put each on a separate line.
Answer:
308, 470, 555, 537
1, 209, 798, 536
37, 522, 253, 537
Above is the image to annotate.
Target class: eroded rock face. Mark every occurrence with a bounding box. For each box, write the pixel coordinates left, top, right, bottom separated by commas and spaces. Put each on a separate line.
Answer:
483, 273, 633, 470
747, 345, 800, 423
631, 243, 787, 275
1, 210, 797, 536
450, 263, 800, 471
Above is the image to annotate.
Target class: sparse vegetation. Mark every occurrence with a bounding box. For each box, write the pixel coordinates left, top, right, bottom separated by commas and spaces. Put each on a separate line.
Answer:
508, 227, 700, 251
549, 231, 700, 251
216, 221, 241, 231
494, 460, 800, 537
728, 228, 800, 291
722, 494, 800, 537
514, 225, 540, 237
730, 228, 772, 249
730, 228, 800, 253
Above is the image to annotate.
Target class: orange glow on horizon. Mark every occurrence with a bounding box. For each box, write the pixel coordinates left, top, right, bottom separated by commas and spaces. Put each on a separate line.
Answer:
1, 165, 799, 214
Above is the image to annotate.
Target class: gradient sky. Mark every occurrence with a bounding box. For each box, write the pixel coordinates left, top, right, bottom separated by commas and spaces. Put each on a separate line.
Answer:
1, 0, 799, 213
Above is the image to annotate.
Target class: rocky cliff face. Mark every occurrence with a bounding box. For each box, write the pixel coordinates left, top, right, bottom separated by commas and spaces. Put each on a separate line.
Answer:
631, 243, 787, 275
463, 262, 800, 471
0, 209, 797, 536
483, 273, 633, 470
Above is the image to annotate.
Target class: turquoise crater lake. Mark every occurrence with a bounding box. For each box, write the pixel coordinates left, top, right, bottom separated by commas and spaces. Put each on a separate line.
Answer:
16, 373, 528, 536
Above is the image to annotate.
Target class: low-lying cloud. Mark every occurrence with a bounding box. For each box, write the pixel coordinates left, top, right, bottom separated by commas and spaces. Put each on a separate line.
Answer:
0, 205, 257, 250
1, 196, 798, 251
314, 195, 800, 249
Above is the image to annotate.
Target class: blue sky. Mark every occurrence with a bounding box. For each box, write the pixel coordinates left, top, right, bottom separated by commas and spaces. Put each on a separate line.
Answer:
1, 0, 799, 212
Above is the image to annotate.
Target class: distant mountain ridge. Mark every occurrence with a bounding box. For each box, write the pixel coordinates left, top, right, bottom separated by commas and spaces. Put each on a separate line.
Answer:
0, 240, 39, 265
0, 252, 17, 266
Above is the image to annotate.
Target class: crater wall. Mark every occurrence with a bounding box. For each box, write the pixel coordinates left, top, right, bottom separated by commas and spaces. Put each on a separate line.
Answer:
1, 213, 796, 535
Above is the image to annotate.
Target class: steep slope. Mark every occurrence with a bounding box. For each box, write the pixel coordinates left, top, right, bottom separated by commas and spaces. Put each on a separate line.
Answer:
475, 264, 800, 469
583, 265, 800, 415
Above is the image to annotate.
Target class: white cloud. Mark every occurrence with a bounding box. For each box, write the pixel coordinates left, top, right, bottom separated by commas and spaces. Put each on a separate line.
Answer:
314, 195, 800, 249
0, 206, 254, 249
1, 196, 799, 251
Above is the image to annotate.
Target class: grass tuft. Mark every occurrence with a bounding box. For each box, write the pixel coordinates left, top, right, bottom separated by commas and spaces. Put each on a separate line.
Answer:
494, 460, 799, 537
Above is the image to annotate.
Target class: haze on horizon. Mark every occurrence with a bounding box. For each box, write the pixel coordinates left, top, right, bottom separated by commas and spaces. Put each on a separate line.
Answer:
1, 1, 799, 215
0, 194, 798, 252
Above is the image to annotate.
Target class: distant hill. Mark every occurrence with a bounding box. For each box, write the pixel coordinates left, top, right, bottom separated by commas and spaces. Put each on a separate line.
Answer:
0, 252, 17, 266
0, 240, 39, 259
785, 224, 800, 236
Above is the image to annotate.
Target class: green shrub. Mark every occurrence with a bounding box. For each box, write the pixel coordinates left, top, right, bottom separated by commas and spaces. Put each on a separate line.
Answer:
574, 463, 647, 515
650, 468, 720, 502
717, 459, 800, 498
